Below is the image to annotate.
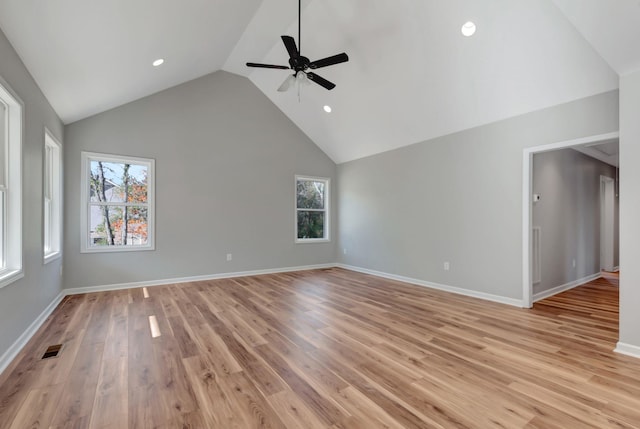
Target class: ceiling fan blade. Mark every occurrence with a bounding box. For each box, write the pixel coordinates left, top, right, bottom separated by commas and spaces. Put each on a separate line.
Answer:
306, 72, 336, 90
277, 74, 296, 92
281, 35, 299, 58
309, 53, 349, 69
246, 62, 290, 70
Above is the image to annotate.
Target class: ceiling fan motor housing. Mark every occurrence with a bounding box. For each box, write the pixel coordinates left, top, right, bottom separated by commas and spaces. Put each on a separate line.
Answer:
246, 1, 348, 90
289, 56, 310, 72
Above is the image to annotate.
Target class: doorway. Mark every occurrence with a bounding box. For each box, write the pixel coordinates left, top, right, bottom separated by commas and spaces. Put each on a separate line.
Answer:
522, 131, 619, 308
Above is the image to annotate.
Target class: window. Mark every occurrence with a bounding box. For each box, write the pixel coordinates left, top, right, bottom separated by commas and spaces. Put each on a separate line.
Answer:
81, 152, 154, 253
44, 130, 62, 262
0, 80, 23, 288
296, 176, 329, 242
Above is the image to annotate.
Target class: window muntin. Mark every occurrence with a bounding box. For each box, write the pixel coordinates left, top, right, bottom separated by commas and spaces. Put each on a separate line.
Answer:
0, 80, 23, 288
81, 152, 154, 253
44, 130, 62, 262
296, 176, 329, 242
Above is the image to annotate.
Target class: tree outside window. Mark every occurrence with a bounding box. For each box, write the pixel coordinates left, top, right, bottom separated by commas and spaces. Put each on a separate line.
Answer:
81, 152, 154, 252
296, 176, 329, 242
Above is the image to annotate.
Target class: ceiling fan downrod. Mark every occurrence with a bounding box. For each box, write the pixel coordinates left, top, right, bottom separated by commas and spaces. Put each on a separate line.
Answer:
245, 0, 349, 92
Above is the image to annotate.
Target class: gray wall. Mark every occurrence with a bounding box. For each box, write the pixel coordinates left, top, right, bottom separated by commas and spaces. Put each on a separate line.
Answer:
0, 28, 64, 358
64, 71, 336, 289
337, 91, 619, 301
620, 70, 640, 350
532, 149, 618, 295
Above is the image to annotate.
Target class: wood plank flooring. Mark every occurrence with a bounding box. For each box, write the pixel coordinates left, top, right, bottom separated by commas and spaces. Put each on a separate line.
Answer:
0, 268, 638, 428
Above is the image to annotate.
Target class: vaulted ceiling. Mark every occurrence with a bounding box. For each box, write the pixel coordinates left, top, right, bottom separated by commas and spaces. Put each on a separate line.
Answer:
0, 0, 636, 163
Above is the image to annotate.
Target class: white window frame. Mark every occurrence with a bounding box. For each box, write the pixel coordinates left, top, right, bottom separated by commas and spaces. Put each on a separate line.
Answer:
295, 175, 330, 243
0, 79, 24, 289
44, 129, 62, 263
80, 151, 155, 253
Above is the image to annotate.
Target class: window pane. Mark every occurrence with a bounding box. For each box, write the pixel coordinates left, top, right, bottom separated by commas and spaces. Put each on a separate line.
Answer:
89, 205, 148, 247
297, 180, 325, 209
0, 190, 4, 267
44, 145, 52, 200
0, 102, 5, 188
44, 198, 51, 252
297, 211, 325, 239
126, 206, 149, 246
89, 161, 148, 204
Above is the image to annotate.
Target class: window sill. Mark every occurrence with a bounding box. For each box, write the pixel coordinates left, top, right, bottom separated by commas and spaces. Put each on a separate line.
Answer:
44, 251, 62, 264
0, 269, 24, 290
295, 238, 331, 244
80, 244, 155, 254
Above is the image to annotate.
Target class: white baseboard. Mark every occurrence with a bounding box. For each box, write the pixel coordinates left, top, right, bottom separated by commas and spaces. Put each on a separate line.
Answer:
613, 266, 620, 272
0, 291, 65, 375
63, 263, 335, 295
0, 263, 334, 377
615, 342, 640, 359
532, 272, 601, 302
336, 263, 523, 307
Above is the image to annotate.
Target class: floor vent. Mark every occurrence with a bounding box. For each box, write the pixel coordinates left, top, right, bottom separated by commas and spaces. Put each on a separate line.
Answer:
42, 344, 63, 359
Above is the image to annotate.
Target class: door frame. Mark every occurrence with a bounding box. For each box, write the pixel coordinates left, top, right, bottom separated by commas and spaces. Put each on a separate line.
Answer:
521, 131, 619, 308
600, 175, 615, 272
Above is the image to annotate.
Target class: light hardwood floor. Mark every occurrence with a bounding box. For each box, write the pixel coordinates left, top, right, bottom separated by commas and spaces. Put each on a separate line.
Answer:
0, 268, 638, 428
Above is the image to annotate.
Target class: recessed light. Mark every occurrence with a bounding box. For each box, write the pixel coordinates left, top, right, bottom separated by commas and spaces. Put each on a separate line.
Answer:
152, 59, 164, 67
323, 105, 332, 113
461, 21, 476, 37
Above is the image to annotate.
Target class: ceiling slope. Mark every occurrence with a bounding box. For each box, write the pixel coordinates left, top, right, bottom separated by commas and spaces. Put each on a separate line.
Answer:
0, 0, 622, 163
223, 0, 313, 76
232, 0, 619, 163
552, 0, 640, 76
0, 0, 263, 123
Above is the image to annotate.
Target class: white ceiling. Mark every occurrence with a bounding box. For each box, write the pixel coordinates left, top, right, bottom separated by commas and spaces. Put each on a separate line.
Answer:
0, 0, 263, 123
551, 0, 640, 76
0, 0, 632, 163
574, 139, 619, 168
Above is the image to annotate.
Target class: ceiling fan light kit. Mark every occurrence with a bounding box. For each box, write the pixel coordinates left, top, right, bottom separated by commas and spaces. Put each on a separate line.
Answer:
246, 0, 349, 92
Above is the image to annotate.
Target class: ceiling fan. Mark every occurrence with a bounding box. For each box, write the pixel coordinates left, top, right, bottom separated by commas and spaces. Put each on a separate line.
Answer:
246, 0, 349, 92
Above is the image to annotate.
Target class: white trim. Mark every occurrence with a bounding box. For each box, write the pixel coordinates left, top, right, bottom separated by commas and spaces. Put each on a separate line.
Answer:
614, 342, 640, 359
522, 131, 619, 309
44, 252, 62, 264
613, 266, 620, 272
532, 226, 541, 284
600, 175, 616, 272
80, 151, 155, 253
522, 149, 533, 308
1, 261, 630, 378
0, 291, 64, 375
533, 272, 601, 302
63, 263, 335, 295
0, 269, 23, 289
295, 238, 330, 244
0, 263, 334, 376
336, 263, 523, 307
0, 77, 24, 290
43, 129, 63, 263
295, 175, 330, 243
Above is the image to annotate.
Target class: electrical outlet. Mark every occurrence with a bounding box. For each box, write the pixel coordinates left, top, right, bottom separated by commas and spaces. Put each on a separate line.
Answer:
343, 248, 347, 255
59, 266, 63, 277
226, 253, 232, 261
572, 259, 576, 268
444, 262, 450, 271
